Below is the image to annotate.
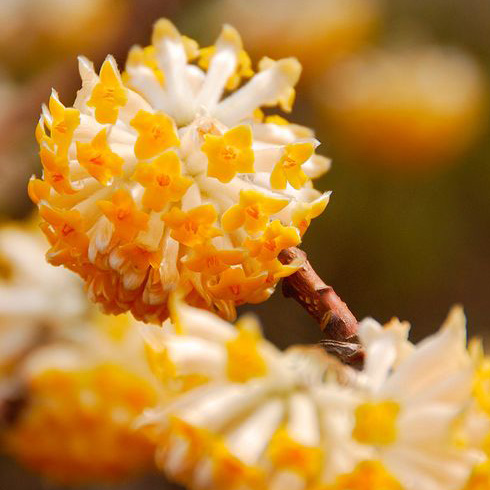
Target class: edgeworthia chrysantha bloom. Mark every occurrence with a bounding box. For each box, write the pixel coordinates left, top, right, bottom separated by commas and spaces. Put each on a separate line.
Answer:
29, 18, 330, 324
3, 311, 161, 484
139, 301, 490, 490
0, 225, 161, 483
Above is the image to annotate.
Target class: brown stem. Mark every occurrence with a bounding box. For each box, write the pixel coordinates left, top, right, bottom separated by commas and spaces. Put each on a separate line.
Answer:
279, 247, 364, 366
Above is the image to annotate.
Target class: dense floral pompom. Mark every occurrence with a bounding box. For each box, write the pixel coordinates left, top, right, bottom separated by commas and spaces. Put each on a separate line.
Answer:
139, 302, 490, 490
4, 313, 160, 484
317, 45, 485, 171
29, 18, 330, 323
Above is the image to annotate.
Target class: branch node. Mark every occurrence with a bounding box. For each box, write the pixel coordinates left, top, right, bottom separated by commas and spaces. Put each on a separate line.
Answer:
279, 247, 363, 366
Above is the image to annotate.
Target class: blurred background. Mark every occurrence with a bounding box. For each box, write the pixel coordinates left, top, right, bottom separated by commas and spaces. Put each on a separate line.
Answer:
0, 0, 489, 488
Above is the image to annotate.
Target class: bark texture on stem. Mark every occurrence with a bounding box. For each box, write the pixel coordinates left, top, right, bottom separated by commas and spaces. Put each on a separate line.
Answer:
279, 247, 364, 366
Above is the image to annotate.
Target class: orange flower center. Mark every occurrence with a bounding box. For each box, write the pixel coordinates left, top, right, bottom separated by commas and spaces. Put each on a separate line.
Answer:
61, 224, 75, 236
206, 256, 219, 268
282, 156, 297, 169
55, 122, 67, 134
221, 146, 238, 161
246, 205, 260, 220
156, 174, 171, 187
264, 239, 276, 251
102, 87, 116, 101
151, 125, 164, 140
117, 209, 130, 221
89, 154, 104, 166
184, 221, 198, 234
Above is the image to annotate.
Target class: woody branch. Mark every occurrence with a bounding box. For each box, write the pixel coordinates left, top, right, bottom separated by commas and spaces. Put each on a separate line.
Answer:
279, 247, 364, 366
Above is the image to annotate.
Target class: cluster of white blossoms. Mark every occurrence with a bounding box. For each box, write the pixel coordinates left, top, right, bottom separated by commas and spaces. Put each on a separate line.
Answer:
29, 18, 330, 324
140, 301, 490, 490
0, 223, 87, 376
3, 306, 161, 484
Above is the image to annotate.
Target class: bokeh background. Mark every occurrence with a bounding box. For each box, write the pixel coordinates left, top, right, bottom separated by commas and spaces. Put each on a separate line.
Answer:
0, 0, 489, 488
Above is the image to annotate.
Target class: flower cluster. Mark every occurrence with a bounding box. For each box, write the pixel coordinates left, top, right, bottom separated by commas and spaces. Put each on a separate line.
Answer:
4, 312, 160, 484
29, 18, 330, 323
0, 224, 160, 484
319, 45, 485, 170
140, 301, 490, 490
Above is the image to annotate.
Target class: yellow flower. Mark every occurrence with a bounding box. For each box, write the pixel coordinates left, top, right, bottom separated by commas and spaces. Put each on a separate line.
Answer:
262, 257, 304, 287
163, 205, 222, 247
202, 125, 254, 183
76, 128, 124, 184
39, 145, 75, 195
130, 109, 180, 160
208, 267, 267, 303
323, 461, 403, 490
222, 189, 289, 234
87, 56, 128, 124
48, 91, 80, 156
27, 178, 51, 205
212, 441, 266, 490
268, 428, 323, 481
244, 220, 301, 262
183, 243, 245, 276
352, 401, 400, 446
271, 141, 314, 189
39, 206, 88, 256
98, 189, 149, 242
225, 316, 267, 382
292, 193, 330, 236
132, 150, 192, 211
118, 244, 163, 274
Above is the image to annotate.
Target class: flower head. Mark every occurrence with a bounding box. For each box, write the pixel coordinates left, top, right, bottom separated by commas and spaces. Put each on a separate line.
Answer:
4, 312, 160, 484
30, 18, 330, 323
319, 45, 486, 171
139, 302, 490, 490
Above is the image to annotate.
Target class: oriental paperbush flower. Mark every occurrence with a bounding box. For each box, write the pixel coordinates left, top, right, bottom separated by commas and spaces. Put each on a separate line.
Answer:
0, 223, 86, 376
318, 45, 486, 171
349, 308, 487, 490
139, 302, 489, 490
29, 18, 331, 323
4, 313, 160, 484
